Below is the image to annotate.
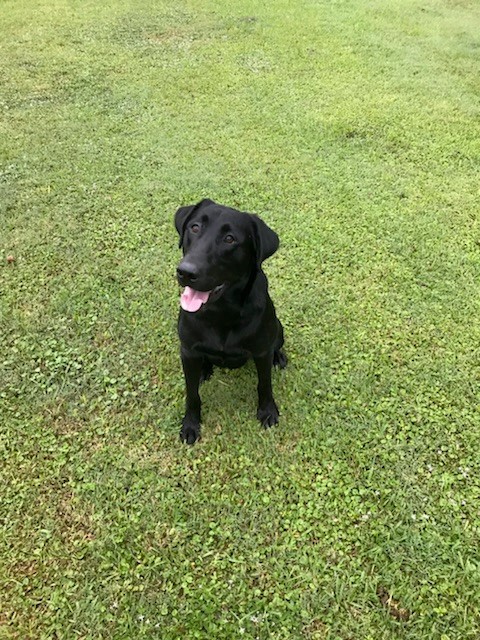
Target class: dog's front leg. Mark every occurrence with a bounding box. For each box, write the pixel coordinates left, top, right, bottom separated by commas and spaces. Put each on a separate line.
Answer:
254, 352, 280, 428
180, 350, 203, 444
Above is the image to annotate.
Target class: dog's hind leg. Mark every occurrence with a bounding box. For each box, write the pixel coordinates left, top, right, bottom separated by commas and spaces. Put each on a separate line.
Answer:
273, 349, 288, 369
200, 358, 214, 383
273, 320, 287, 369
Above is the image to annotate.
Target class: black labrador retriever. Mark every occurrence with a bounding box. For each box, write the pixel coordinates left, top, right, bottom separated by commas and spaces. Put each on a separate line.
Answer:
175, 198, 286, 444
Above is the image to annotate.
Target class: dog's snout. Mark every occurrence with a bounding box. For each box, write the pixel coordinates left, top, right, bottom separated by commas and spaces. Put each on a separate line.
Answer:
177, 262, 199, 284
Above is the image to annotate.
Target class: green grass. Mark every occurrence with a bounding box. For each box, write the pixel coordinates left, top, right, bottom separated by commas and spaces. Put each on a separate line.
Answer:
1, 0, 480, 637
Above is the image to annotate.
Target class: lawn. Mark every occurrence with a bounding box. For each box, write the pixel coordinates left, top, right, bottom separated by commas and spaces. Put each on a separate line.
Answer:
1, 0, 480, 637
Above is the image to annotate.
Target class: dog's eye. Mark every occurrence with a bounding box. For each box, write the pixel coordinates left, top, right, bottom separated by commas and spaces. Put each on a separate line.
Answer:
190, 224, 200, 233
224, 235, 235, 244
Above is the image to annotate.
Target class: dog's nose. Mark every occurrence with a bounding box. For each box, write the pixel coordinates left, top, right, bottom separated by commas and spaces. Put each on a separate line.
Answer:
177, 262, 199, 284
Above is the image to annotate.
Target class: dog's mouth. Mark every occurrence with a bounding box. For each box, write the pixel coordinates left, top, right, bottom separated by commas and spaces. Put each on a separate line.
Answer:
180, 284, 226, 312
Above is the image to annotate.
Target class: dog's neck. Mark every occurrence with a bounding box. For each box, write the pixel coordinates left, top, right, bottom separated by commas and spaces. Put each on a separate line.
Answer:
239, 266, 260, 305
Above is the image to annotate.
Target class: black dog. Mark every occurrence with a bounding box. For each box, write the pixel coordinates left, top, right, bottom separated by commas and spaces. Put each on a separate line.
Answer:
175, 199, 286, 444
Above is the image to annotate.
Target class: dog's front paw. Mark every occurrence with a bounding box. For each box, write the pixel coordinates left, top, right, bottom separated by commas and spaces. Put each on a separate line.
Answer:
180, 418, 201, 445
257, 401, 280, 429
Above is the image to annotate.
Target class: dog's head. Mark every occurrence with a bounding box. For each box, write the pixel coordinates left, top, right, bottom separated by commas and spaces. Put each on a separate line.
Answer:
174, 199, 279, 312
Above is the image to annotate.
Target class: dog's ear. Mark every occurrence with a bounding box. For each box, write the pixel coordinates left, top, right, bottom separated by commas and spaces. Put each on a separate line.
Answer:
174, 199, 215, 248
251, 215, 279, 265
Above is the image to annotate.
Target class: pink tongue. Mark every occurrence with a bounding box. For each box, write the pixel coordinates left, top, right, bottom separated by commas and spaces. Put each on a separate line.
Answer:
180, 286, 211, 312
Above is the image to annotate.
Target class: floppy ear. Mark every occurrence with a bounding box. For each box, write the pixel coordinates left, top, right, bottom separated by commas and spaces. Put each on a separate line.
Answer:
251, 215, 279, 265
174, 199, 215, 248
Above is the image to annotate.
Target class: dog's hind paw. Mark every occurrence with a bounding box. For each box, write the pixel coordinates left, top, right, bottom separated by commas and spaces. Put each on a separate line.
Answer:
273, 349, 287, 369
200, 360, 213, 384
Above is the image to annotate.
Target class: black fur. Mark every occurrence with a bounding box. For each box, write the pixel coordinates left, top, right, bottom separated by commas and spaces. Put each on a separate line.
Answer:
175, 199, 286, 444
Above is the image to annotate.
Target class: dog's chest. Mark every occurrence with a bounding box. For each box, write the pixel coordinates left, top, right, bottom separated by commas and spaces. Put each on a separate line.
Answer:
192, 323, 251, 365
